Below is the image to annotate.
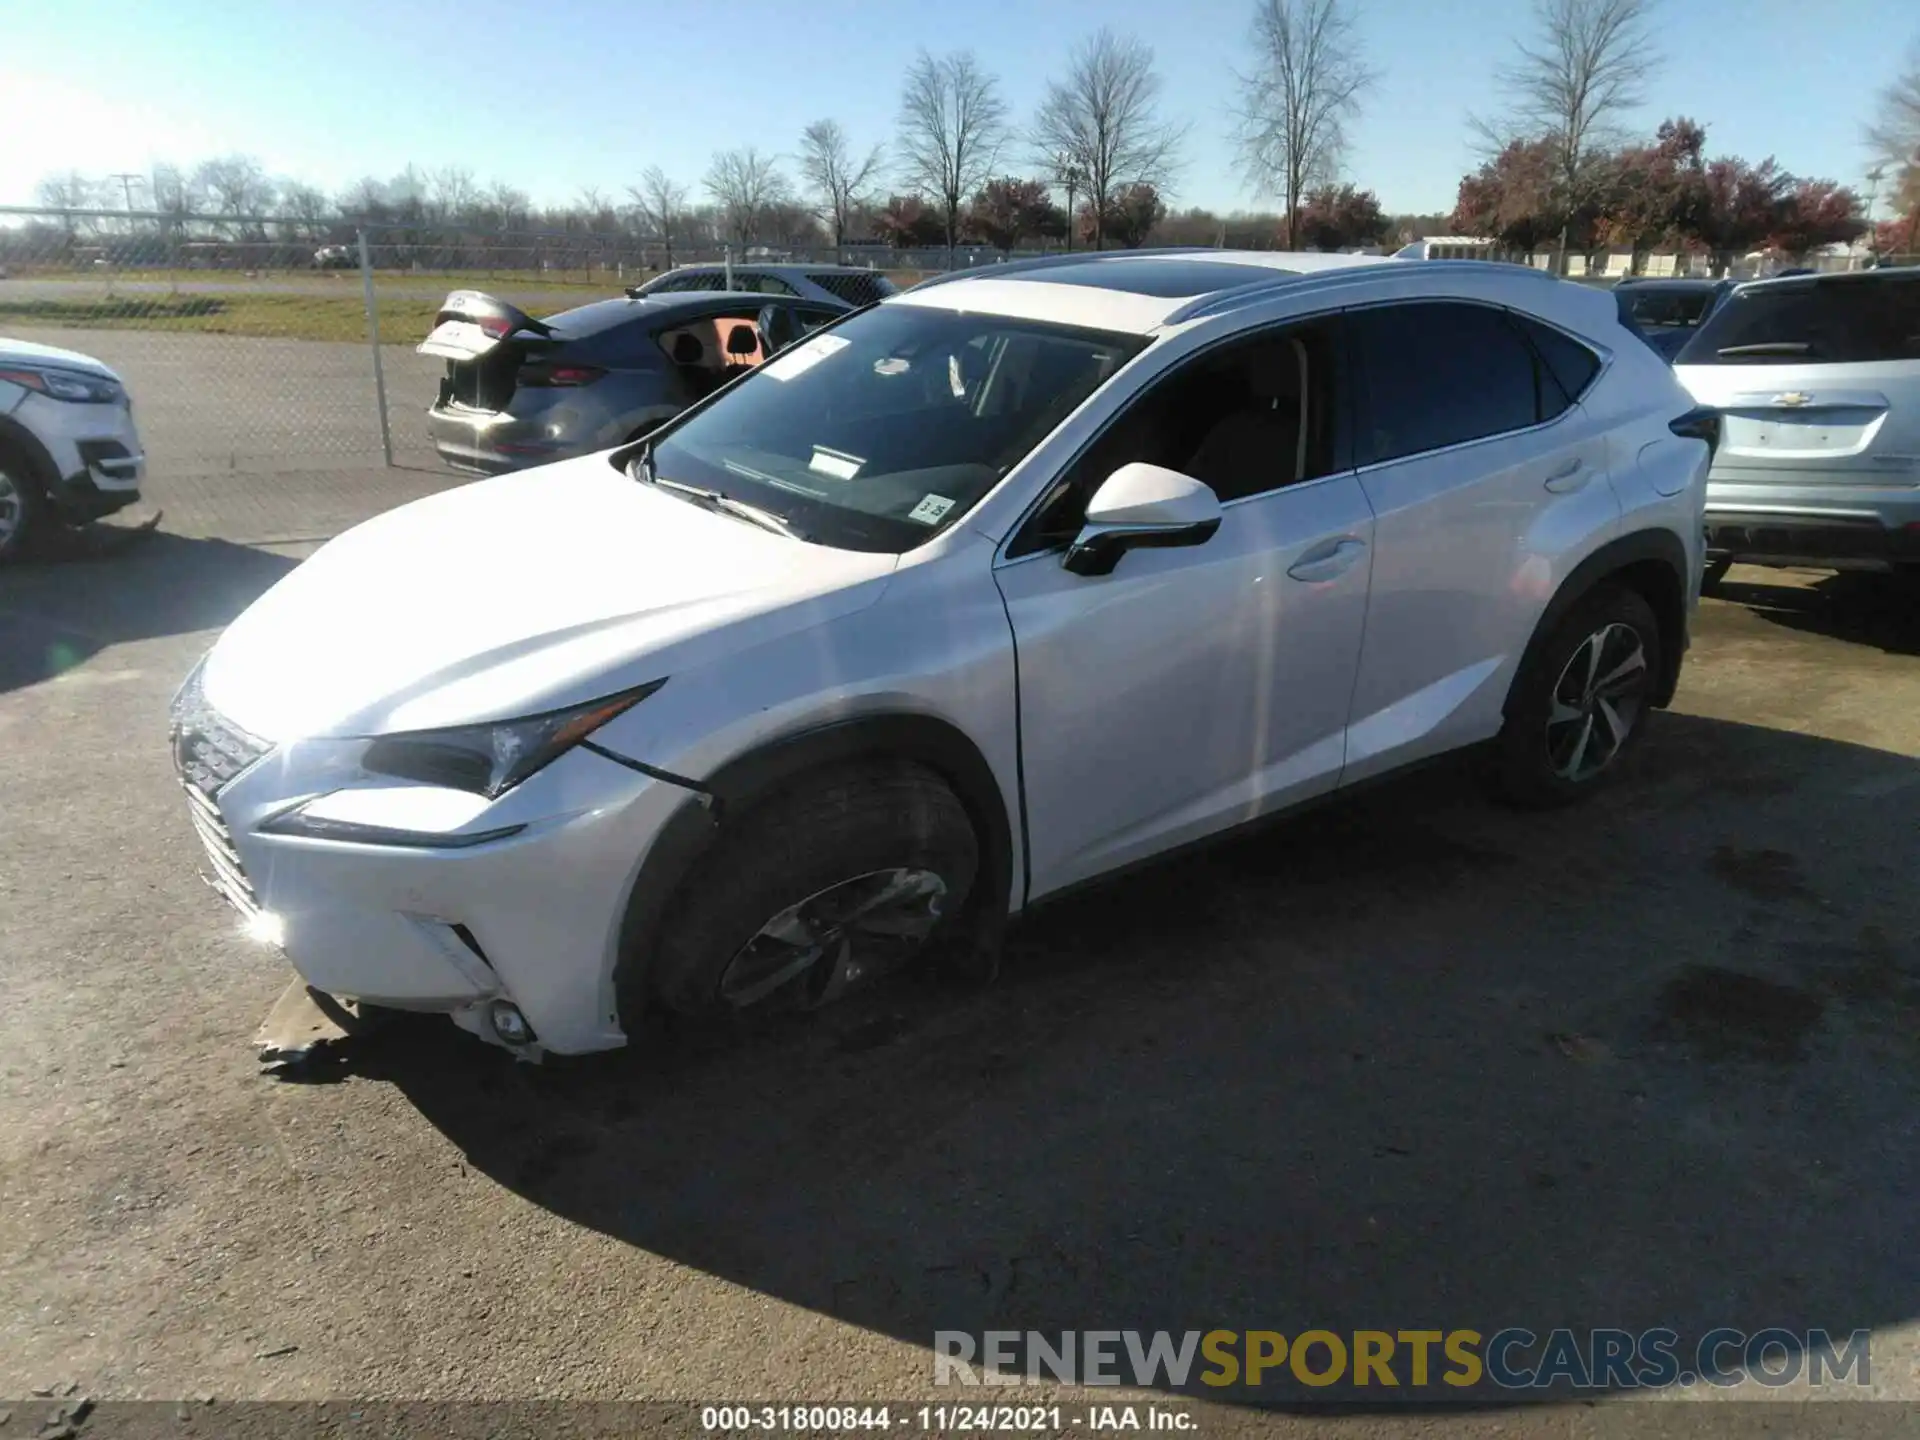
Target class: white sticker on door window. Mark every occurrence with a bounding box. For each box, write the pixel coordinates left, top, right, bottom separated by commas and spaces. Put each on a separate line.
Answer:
908, 494, 956, 525
762, 333, 849, 381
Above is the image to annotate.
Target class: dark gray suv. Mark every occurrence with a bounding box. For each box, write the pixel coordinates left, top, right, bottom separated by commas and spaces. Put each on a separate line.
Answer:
419, 289, 847, 474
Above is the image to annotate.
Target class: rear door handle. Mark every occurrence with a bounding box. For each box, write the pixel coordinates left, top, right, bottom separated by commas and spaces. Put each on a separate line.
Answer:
1286, 537, 1367, 582
1544, 457, 1587, 493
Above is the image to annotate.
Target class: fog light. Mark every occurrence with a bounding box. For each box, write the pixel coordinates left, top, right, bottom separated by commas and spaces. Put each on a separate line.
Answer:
244, 910, 286, 947
488, 1000, 534, 1046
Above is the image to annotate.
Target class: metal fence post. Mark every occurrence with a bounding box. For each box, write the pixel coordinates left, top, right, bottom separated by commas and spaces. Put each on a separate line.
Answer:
357, 226, 394, 468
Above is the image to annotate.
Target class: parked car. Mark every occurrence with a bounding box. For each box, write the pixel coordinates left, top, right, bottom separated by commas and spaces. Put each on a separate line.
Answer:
628, 262, 897, 308
0, 337, 146, 561
1673, 266, 1920, 581
174, 250, 1710, 1058
1613, 277, 1734, 362
419, 288, 849, 473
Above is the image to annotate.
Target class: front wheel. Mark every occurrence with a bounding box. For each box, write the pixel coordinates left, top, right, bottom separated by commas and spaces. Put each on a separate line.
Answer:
0, 443, 46, 563
648, 761, 978, 1018
1492, 584, 1662, 808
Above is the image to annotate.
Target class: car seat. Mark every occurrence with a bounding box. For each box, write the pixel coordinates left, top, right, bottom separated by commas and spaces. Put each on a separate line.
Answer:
1184, 339, 1308, 501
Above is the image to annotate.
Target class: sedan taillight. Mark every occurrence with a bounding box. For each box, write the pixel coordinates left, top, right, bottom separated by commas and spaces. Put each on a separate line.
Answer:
519, 363, 607, 388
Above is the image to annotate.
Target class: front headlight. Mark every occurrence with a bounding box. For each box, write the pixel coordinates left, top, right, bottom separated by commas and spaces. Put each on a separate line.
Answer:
0, 364, 125, 404
355, 679, 665, 798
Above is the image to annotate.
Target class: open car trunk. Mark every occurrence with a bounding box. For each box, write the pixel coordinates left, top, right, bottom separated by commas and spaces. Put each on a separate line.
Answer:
420, 291, 557, 414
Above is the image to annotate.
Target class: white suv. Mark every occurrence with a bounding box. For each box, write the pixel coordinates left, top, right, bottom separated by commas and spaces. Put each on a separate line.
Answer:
170, 252, 1712, 1057
0, 337, 146, 560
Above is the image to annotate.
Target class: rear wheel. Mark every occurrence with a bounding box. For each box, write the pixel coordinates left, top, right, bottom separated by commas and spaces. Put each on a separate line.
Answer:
1493, 584, 1662, 808
0, 442, 45, 563
649, 761, 978, 1018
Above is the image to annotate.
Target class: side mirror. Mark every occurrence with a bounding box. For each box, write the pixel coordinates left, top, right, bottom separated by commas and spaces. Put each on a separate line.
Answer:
1063, 463, 1222, 577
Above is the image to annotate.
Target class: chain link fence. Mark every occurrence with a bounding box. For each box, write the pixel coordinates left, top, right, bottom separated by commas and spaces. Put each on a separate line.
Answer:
7, 205, 1914, 485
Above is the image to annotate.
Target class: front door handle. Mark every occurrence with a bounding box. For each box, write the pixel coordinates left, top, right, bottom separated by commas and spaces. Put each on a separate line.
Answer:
1544, 457, 1588, 493
1286, 537, 1367, 583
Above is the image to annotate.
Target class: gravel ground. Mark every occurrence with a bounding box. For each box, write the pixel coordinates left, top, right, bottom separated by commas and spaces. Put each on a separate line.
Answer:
2, 460, 1917, 1434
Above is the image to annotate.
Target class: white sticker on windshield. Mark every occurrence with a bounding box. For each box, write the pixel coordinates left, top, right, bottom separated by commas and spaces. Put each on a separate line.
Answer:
762, 333, 849, 381
809, 447, 863, 481
908, 494, 956, 526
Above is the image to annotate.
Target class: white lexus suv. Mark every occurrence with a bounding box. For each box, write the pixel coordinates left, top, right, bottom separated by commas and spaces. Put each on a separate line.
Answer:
171, 251, 1714, 1057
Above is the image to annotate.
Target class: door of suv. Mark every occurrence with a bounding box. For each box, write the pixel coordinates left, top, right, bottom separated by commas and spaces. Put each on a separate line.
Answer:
1341, 300, 1620, 784
995, 318, 1375, 901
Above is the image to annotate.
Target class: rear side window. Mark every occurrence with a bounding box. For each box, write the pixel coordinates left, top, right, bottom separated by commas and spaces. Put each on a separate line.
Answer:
808, 272, 895, 307
1676, 277, 1920, 365
1350, 302, 1539, 464
1515, 316, 1602, 415
737, 273, 799, 295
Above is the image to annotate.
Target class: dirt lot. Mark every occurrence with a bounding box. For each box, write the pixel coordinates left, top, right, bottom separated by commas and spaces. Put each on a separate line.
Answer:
1, 468, 1917, 1432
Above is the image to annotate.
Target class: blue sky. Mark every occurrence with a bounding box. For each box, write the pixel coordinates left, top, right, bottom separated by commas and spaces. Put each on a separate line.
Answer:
6, 0, 1912, 218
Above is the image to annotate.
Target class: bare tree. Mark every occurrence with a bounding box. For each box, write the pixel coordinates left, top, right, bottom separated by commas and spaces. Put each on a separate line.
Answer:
897, 50, 1009, 260
628, 165, 690, 268
1477, 0, 1662, 272
277, 182, 332, 239
703, 147, 795, 247
427, 165, 479, 223
1235, 0, 1376, 250
487, 180, 530, 229
1867, 37, 1920, 242
800, 119, 884, 260
1031, 29, 1186, 250
33, 171, 95, 241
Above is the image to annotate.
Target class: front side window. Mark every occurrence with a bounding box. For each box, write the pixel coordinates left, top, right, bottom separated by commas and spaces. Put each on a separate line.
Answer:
647, 304, 1145, 553
1674, 276, 1920, 365
1010, 319, 1347, 556
1350, 301, 1544, 464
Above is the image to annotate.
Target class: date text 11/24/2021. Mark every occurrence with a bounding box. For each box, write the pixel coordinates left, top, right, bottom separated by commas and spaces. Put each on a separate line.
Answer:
701, 1404, 1197, 1432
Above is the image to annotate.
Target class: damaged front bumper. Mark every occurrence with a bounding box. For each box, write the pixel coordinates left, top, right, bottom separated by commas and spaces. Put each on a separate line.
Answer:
173, 719, 701, 1058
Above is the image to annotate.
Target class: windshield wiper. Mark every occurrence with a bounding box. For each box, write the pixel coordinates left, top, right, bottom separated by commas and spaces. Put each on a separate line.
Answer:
1716, 341, 1815, 357
647, 471, 807, 540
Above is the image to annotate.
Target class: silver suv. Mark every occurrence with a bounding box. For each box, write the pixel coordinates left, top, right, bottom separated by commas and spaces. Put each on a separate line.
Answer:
174, 252, 1710, 1058
1673, 267, 1920, 579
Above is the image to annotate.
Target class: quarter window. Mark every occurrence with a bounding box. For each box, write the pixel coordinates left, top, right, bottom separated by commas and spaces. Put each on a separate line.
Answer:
1516, 316, 1602, 416
1350, 302, 1539, 465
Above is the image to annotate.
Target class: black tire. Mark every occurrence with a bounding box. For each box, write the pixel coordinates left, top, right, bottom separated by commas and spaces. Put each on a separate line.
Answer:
1701, 556, 1732, 593
1492, 584, 1663, 809
649, 760, 978, 1018
0, 439, 46, 563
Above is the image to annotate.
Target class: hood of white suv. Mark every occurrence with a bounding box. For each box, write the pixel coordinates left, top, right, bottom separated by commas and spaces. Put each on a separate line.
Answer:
0, 336, 122, 382
199, 456, 896, 740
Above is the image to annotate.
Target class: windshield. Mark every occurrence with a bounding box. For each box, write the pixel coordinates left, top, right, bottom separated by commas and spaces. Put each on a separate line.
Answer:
1618, 286, 1716, 330
643, 304, 1146, 552
1674, 275, 1920, 365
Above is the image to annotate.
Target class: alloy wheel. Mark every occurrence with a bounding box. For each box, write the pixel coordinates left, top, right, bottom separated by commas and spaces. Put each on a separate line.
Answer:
0, 468, 21, 549
1545, 621, 1650, 783
718, 867, 949, 1010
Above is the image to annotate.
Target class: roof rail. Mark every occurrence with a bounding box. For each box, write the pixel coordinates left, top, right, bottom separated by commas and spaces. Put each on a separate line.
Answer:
906, 246, 1217, 291
1163, 257, 1565, 325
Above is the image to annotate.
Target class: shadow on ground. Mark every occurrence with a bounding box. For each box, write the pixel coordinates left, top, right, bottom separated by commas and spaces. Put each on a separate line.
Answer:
0, 528, 296, 693
344, 712, 1920, 1409
1714, 569, 1920, 657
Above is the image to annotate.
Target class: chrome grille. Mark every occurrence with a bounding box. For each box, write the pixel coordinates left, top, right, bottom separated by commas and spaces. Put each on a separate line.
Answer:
170, 666, 271, 915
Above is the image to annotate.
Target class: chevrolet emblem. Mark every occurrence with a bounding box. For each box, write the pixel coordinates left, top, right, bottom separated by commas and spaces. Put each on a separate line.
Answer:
1773, 392, 1813, 407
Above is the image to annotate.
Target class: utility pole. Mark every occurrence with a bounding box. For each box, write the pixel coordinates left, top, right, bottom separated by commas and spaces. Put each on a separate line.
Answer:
108, 173, 144, 211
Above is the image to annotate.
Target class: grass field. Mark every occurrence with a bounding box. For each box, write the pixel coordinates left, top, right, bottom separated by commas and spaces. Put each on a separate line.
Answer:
0, 269, 931, 341
0, 293, 443, 343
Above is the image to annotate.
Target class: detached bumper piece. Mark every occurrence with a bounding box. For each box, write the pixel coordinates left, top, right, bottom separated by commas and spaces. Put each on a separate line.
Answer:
255, 977, 388, 1074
